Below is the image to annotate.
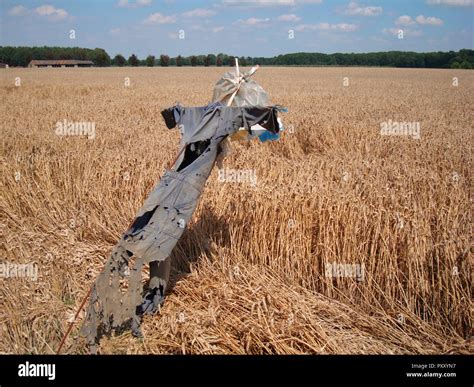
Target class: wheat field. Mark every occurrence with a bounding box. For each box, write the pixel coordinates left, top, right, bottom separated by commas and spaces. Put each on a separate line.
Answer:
0, 67, 472, 354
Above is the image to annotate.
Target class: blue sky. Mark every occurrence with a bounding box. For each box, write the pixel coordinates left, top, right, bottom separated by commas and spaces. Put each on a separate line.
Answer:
1, 0, 473, 58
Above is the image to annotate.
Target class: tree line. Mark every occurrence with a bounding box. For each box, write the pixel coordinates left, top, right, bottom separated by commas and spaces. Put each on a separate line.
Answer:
0, 46, 110, 67
1, 46, 473, 69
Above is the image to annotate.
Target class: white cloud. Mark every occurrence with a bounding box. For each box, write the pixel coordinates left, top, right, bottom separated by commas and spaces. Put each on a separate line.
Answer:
296, 23, 359, 32
182, 8, 217, 18
383, 27, 423, 37
109, 28, 121, 36
212, 26, 225, 33
344, 1, 383, 16
35, 5, 68, 21
8, 4, 69, 21
118, 0, 152, 7
426, 0, 473, 6
144, 13, 177, 24
415, 15, 444, 25
395, 15, 416, 26
395, 14, 444, 27
222, 0, 322, 7
277, 14, 301, 22
236, 17, 271, 25
8, 5, 29, 16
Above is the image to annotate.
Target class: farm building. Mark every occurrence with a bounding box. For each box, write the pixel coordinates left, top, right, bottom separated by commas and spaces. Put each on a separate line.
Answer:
28, 60, 93, 68
0, 63, 8, 68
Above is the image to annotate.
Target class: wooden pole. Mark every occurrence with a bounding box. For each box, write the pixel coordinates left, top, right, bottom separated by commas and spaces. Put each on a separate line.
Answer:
57, 286, 93, 354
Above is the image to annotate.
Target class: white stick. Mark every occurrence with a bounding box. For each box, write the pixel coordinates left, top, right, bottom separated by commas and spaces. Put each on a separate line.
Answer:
235, 58, 239, 77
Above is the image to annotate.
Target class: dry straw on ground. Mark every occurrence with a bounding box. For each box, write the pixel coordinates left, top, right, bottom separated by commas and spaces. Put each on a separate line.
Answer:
0, 67, 472, 354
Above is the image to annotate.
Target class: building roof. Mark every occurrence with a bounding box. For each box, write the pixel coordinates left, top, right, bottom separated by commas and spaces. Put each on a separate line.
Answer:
29, 60, 94, 65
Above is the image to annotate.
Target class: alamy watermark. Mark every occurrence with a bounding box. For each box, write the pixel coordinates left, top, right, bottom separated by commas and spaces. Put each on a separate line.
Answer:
0, 262, 38, 281
380, 120, 420, 140
217, 168, 257, 187
18, 361, 55, 381
55, 119, 96, 140
325, 262, 365, 282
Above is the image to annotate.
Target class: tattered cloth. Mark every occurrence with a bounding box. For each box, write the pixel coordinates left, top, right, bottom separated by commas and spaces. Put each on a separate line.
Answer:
80, 102, 280, 350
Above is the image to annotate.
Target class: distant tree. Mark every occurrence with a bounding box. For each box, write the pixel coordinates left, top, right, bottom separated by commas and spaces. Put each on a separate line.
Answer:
216, 55, 223, 66
112, 54, 126, 67
92, 48, 111, 67
160, 54, 170, 67
146, 55, 155, 67
207, 54, 216, 66
196, 55, 205, 66
452, 60, 472, 69
43, 47, 54, 60
204, 55, 210, 67
176, 55, 183, 67
128, 54, 139, 66
190, 55, 197, 67
221, 54, 230, 66
11, 47, 32, 67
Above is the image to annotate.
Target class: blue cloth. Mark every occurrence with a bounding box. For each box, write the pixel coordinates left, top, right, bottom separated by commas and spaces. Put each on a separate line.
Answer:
258, 131, 281, 142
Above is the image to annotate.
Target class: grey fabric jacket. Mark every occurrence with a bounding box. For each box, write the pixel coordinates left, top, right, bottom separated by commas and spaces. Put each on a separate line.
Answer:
81, 102, 280, 350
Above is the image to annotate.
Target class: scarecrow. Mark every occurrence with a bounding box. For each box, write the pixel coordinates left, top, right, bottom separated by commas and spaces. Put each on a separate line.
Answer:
59, 62, 286, 353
